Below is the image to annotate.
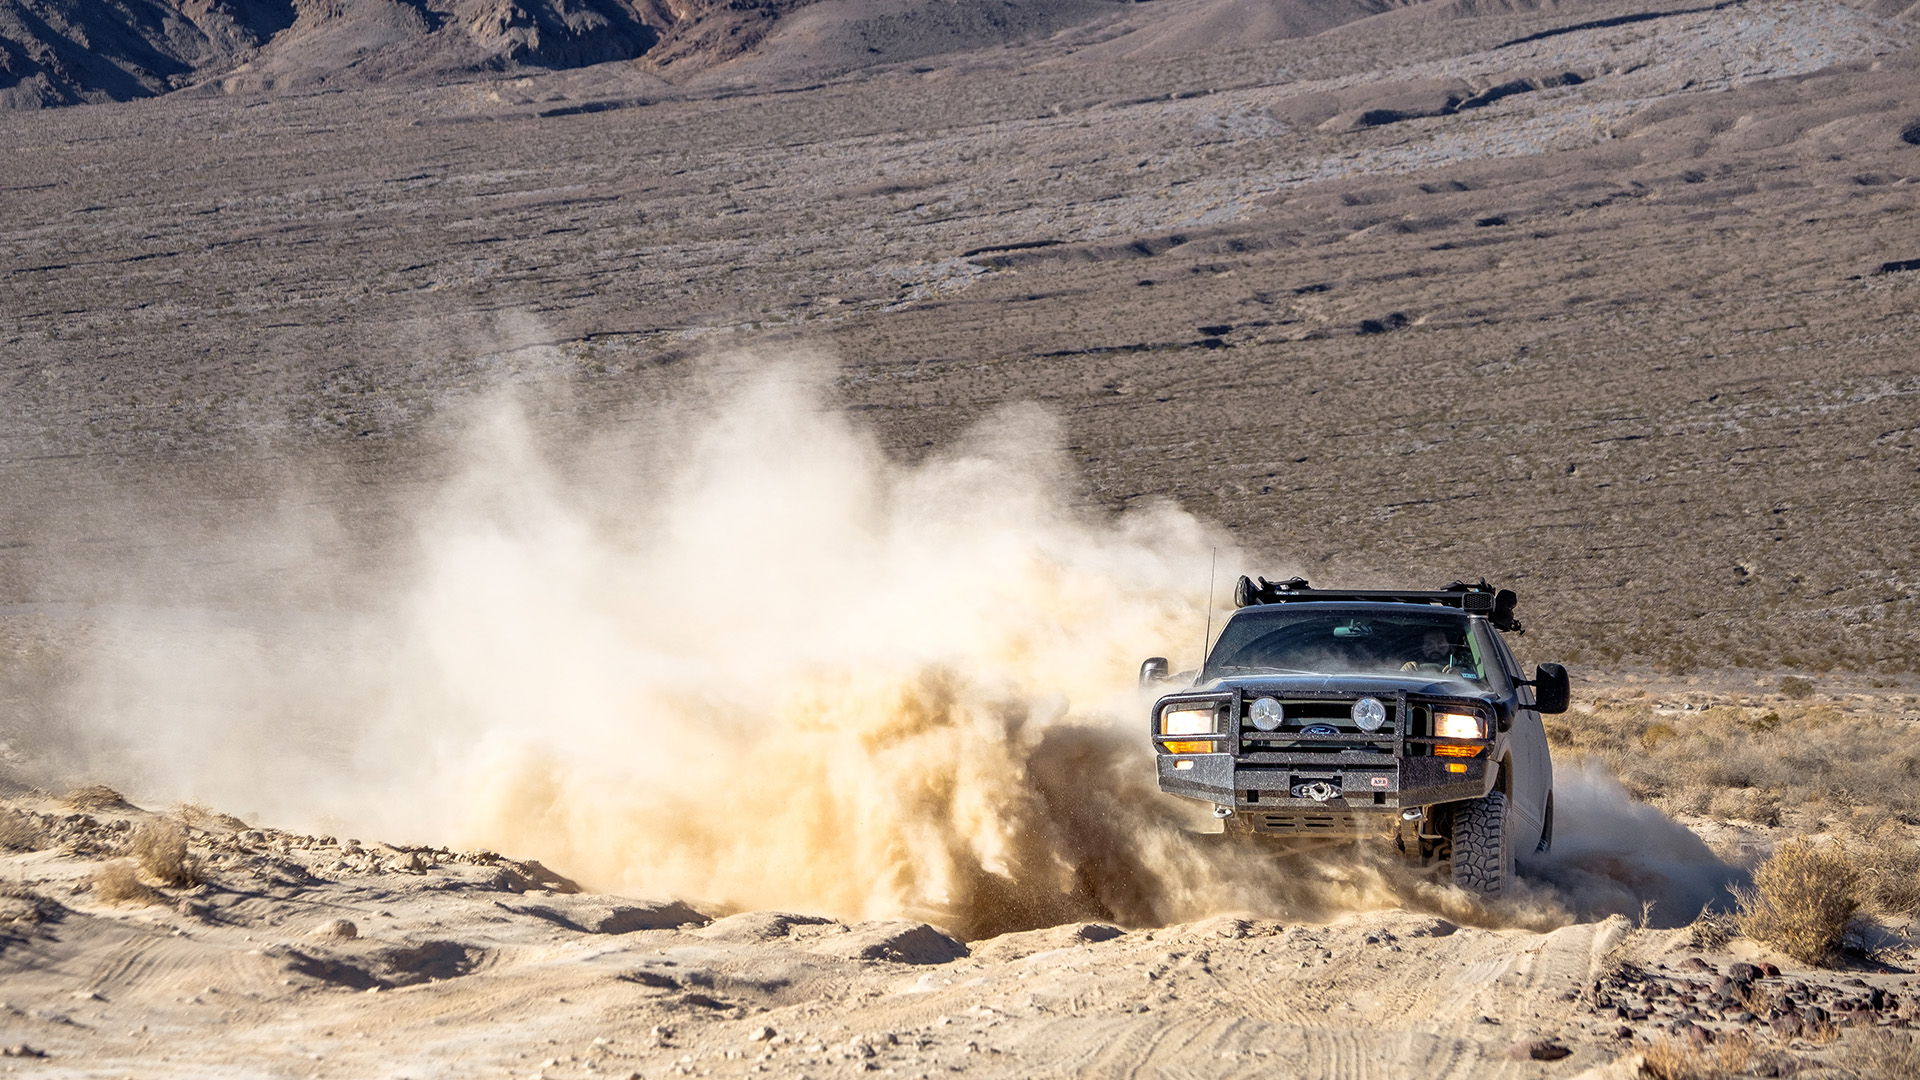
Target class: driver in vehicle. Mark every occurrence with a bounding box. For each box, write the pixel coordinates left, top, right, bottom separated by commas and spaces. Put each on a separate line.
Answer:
1402, 627, 1460, 673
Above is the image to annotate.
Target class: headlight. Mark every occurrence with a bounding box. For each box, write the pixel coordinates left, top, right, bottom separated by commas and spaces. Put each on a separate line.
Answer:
1161, 706, 1217, 735
1249, 696, 1284, 731
1351, 696, 1386, 732
1161, 704, 1219, 755
1434, 711, 1485, 740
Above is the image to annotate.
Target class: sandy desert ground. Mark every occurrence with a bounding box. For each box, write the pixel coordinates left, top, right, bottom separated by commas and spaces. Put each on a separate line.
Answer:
4, 0, 1920, 1076
2, 684, 1918, 1080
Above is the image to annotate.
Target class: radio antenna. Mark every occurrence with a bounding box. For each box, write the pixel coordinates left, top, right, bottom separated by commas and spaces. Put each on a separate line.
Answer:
1201, 547, 1217, 669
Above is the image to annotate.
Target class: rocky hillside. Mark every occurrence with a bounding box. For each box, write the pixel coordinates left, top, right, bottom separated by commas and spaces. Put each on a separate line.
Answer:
0, 0, 1466, 108
0, 0, 669, 108
1, 0, 286, 107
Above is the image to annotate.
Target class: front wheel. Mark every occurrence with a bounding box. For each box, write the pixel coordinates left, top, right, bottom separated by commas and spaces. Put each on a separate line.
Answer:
1451, 789, 1513, 897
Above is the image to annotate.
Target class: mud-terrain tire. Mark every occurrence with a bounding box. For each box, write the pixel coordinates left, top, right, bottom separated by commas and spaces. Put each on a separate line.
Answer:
1451, 789, 1512, 897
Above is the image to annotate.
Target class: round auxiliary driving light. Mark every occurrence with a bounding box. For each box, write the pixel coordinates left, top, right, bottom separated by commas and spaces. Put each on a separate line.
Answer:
1249, 696, 1284, 731
1351, 696, 1387, 732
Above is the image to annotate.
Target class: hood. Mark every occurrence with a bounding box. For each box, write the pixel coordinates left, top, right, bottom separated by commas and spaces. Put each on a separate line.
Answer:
1198, 671, 1496, 701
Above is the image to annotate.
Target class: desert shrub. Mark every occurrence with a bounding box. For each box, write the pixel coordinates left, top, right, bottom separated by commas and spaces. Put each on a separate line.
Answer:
1696, 744, 1767, 790
0, 810, 46, 852
176, 803, 246, 831
1735, 790, 1781, 828
129, 818, 200, 888
1641, 1031, 1751, 1080
92, 860, 161, 905
64, 784, 133, 811
1845, 806, 1892, 838
1736, 840, 1859, 965
1685, 909, 1736, 952
1833, 1030, 1920, 1080
1681, 788, 1714, 817
1779, 676, 1815, 700
1853, 830, 1920, 918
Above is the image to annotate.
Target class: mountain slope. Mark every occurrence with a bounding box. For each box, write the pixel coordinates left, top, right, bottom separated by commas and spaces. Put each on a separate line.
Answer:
1055, 0, 1426, 59
0, 0, 667, 107
0, 0, 293, 108
1, 0, 1483, 108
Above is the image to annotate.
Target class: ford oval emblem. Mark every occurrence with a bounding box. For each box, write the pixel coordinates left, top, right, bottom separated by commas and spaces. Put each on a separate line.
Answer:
1303, 724, 1340, 736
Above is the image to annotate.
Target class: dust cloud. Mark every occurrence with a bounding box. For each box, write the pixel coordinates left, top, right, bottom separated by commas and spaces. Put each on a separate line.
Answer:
45, 357, 1726, 938
53, 358, 1247, 937
1522, 761, 1744, 928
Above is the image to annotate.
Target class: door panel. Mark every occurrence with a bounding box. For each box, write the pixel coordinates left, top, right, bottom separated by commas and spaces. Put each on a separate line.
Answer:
1483, 625, 1550, 849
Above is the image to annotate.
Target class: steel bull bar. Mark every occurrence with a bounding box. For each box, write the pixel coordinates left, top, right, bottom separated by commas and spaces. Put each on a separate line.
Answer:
1152, 687, 1498, 813
1156, 748, 1491, 812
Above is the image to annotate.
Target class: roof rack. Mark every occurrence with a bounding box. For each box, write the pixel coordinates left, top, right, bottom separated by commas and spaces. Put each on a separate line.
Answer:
1231, 576, 1524, 632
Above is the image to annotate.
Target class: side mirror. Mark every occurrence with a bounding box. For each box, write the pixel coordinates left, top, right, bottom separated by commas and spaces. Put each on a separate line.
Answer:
1532, 663, 1569, 714
1139, 657, 1169, 689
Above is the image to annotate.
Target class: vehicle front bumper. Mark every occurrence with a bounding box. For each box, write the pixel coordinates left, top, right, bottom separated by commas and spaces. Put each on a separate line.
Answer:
1156, 752, 1492, 811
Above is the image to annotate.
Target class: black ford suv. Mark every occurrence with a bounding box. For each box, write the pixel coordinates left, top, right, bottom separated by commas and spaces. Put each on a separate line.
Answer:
1141, 578, 1568, 896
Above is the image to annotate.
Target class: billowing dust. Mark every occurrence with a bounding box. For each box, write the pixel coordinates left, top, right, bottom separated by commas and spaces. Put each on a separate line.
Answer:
48, 360, 1732, 938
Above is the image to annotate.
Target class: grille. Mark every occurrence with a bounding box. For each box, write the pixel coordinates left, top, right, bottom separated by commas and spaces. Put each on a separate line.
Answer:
1239, 698, 1400, 753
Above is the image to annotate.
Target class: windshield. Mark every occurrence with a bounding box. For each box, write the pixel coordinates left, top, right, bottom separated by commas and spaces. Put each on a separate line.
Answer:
1204, 606, 1487, 681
